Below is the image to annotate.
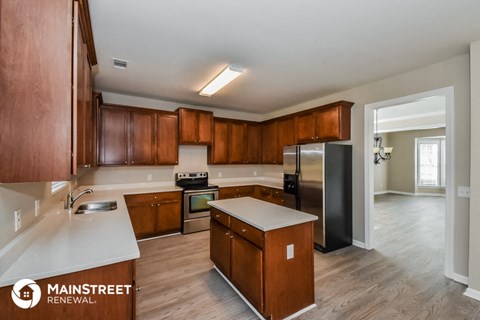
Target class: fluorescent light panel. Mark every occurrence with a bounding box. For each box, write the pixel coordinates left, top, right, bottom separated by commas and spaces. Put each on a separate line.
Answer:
199, 65, 243, 97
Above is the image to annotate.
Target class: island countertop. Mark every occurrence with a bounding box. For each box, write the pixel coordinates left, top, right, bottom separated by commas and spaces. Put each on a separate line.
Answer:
208, 197, 317, 232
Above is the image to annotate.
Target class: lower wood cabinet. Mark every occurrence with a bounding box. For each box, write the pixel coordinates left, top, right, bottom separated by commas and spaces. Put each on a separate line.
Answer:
210, 207, 315, 319
124, 191, 182, 240
0, 260, 136, 320
219, 185, 255, 199
219, 185, 285, 206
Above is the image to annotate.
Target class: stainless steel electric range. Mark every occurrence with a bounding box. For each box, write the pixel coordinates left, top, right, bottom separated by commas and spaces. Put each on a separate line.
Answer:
175, 172, 219, 234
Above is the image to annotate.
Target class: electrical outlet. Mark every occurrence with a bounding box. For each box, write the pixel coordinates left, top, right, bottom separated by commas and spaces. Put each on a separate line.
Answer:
218, 172, 222, 178
458, 186, 470, 198
35, 200, 40, 217
147, 174, 152, 181
253, 170, 257, 176
286, 244, 294, 260
14, 209, 21, 232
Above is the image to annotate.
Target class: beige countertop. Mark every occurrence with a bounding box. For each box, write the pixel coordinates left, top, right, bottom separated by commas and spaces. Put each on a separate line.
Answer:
0, 185, 182, 287
208, 197, 317, 232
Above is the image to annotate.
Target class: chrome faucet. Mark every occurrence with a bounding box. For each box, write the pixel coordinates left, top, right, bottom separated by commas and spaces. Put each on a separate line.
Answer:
65, 189, 93, 209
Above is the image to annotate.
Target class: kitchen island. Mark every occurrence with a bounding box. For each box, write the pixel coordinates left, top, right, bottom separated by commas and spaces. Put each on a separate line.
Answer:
208, 197, 318, 320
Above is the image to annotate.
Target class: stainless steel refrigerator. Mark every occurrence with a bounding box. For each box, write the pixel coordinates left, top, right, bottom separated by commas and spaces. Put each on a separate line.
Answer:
283, 143, 352, 252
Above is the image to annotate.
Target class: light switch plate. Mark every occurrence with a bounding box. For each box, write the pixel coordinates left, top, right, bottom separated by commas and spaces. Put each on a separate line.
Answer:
287, 244, 294, 260
35, 200, 40, 217
458, 186, 470, 198
14, 209, 21, 232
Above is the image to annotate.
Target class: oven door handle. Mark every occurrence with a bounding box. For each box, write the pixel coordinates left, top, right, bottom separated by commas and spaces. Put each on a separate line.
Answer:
183, 189, 219, 194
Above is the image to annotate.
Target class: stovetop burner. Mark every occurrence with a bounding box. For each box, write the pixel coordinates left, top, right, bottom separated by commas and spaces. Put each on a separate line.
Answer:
175, 172, 218, 191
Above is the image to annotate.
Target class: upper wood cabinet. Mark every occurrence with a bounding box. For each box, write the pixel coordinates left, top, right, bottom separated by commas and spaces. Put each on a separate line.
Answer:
98, 105, 179, 166
99, 106, 129, 165
276, 118, 296, 163
156, 113, 179, 165
261, 121, 278, 164
130, 110, 156, 165
0, 0, 97, 182
208, 119, 230, 164
295, 101, 354, 143
178, 108, 213, 145
208, 118, 261, 165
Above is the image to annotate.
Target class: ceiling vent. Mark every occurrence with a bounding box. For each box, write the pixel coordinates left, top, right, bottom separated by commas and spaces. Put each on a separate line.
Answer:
112, 58, 128, 69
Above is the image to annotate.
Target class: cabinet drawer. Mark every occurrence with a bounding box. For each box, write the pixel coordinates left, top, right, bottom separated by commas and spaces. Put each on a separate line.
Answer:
236, 185, 254, 196
231, 217, 263, 248
211, 207, 230, 227
124, 191, 181, 205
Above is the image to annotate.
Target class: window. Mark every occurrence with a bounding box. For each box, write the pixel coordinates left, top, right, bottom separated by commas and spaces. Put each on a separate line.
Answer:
51, 181, 68, 195
417, 137, 446, 188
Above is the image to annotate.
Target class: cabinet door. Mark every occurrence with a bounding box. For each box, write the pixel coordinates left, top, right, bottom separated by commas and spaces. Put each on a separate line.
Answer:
130, 110, 155, 165
295, 113, 316, 143
245, 123, 261, 164
270, 189, 285, 206
155, 200, 181, 234
231, 235, 263, 312
315, 105, 351, 141
178, 108, 199, 144
209, 120, 229, 164
198, 111, 213, 144
99, 107, 129, 165
210, 220, 231, 278
254, 186, 271, 202
276, 118, 295, 164
261, 121, 278, 164
229, 122, 246, 164
127, 204, 156, 239
219, 187, 238, 200
156, 113, 178, 165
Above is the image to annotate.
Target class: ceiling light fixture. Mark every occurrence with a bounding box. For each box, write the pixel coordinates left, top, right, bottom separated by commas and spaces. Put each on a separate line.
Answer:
199, 65, 244, 97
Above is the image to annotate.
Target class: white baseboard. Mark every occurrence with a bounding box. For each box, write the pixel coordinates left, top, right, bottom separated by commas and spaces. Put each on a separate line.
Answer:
352, 240, 366, 249
374, 190, 445, 197
452, 273, 468, 285
464, 288, 480, 301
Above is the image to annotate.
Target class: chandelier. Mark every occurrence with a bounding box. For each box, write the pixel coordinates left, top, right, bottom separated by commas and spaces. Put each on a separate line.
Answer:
373, 109, 393, 165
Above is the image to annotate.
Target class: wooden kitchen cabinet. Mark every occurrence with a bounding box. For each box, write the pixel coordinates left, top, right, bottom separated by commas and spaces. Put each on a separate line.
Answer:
208, 119, 230, 164
261, 121, 278, 164
156, 112, 179, 165
0, 260, 135, 320
245, 123, 261, 164
295, 101, 354, 143
99, 105, 179, 166
210, 204, 315, 320
178, 108, 213, 145
125, 191, 182, 240
254, 185, 285, 206
229, 121, 246, 164
276, 117, 295, 163
99, 106, 130, 165
219, 186, 255, 199
130, 110, 156, 165
210, 219, 231, 277
0, 0, 97, 182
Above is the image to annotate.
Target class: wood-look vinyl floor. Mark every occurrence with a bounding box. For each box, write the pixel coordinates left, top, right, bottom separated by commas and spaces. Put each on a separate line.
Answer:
136, 194, 480, 319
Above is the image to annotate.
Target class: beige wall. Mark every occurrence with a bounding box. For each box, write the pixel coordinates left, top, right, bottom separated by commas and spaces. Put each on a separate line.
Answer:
266, 54, 471, 277
468, 41, 480, 293
373, 133, 389, 193
387, 128, 446, 194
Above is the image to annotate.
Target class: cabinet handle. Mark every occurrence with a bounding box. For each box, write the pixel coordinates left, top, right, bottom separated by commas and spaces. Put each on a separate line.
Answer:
311, 136, 314, 139
124, 161, 127, 164
215, 214, 220, 218
241, 229, 246, 233
136, 286, 141, 292
316, 136, 319, 139
151, 204, 154, 207
225, 232, 230, 236
132, 161, 135, 164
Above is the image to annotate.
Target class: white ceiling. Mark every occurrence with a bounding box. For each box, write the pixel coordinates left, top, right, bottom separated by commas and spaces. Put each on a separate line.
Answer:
89, 0, 480, 114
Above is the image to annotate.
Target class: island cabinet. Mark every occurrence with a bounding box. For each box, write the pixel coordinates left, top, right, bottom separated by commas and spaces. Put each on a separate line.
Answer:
209, 198, 316, 320
0, 260, 136, 320
124, 191, 182, 240
295, 101, 354, 143
177, 108, 213, 145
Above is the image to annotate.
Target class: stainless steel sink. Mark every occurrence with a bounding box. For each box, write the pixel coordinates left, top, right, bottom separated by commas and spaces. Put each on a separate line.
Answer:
75, 200, 117, 214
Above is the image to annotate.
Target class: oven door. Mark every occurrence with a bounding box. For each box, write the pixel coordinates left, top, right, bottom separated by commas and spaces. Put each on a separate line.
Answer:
184, 189, 219, 220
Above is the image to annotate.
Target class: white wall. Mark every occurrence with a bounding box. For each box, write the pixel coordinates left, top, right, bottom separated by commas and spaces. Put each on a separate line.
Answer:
468, 40, 480, 294
265, 54, 471, 277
